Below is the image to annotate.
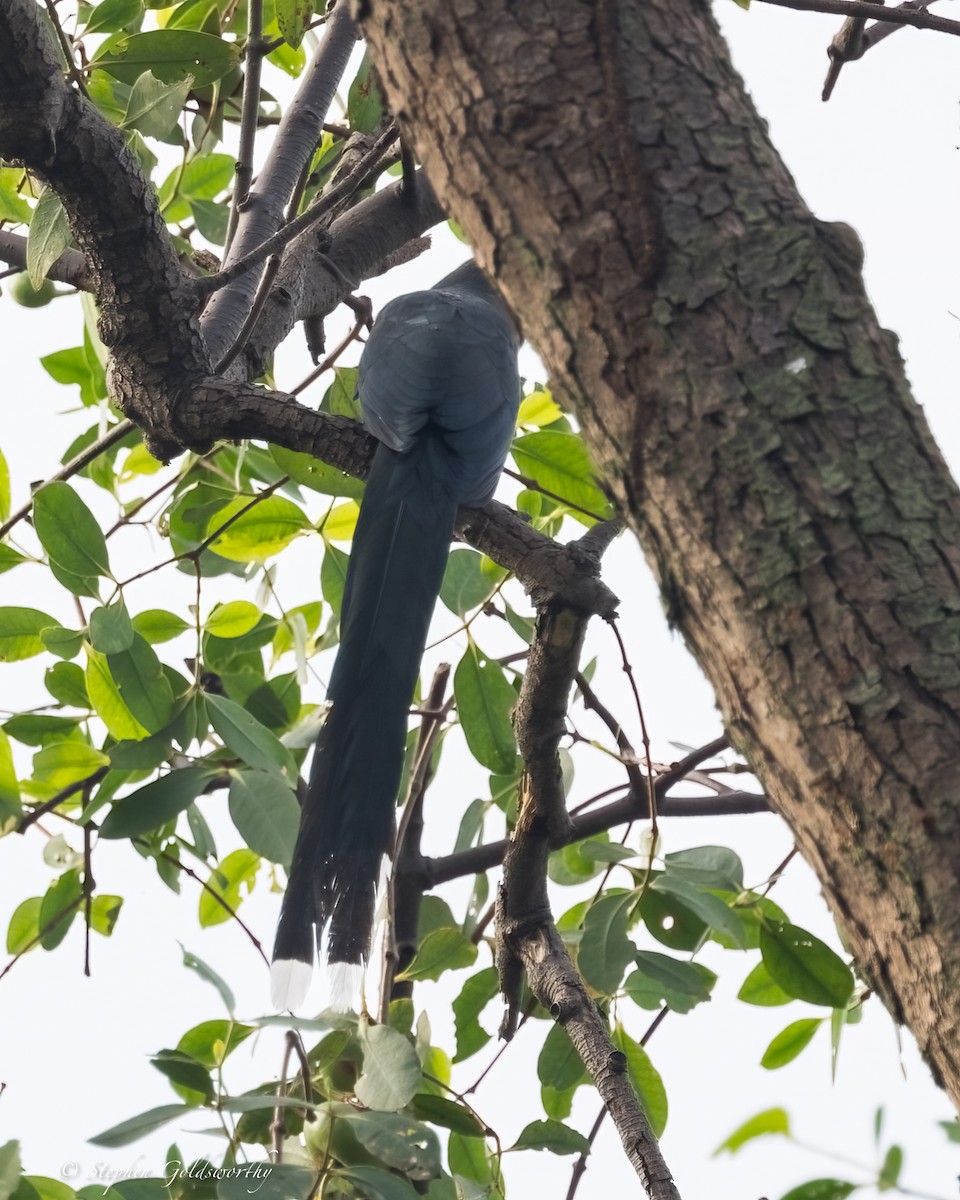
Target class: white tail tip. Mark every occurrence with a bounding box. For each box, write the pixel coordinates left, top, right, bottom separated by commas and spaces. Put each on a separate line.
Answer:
271, 958, 313, 1011
325, 961, 364, 1013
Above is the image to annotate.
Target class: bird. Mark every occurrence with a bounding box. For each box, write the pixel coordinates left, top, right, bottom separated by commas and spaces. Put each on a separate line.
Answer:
271, 260, 521, 1011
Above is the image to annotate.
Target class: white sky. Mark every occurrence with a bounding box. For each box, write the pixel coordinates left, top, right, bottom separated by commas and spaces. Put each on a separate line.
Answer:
1, 4, 959, 1199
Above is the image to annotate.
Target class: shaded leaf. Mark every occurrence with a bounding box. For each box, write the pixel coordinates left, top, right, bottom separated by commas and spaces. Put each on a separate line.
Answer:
27, 190, 71, 290
396, 928, 478, 983
577, 891, 637, 994
228, 770, 299, 867
355, 1024, 422, 1112
511, 1120, 589, 1155
760, 922, 854, 1008
454, 645, 517, 775
0, 608, 60, 663
100, 767, 212, 838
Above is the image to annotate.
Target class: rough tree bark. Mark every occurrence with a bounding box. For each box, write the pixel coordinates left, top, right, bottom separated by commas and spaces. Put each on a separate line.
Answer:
355, 0, 960, 1106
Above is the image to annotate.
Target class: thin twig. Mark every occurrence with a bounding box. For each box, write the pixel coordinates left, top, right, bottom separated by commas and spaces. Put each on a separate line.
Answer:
42, 0, 88, 96
755, 0, 960, 35
196, 122, 399, 301
0, 420, 135, 541
225, 0, 266, 255
214, 253, 281, 372
18, 766, 110, 833
291, 308, 369, 396
82, 821, 94, 977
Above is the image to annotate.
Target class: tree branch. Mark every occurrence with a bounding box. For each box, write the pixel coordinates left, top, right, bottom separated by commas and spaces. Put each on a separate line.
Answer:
494, 530, 682, 1199
0, 230, 91, 289
200, 2, 359, 363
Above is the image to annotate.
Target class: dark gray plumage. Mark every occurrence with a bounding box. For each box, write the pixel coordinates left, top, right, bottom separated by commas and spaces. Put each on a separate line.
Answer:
272, 261, 520, 1009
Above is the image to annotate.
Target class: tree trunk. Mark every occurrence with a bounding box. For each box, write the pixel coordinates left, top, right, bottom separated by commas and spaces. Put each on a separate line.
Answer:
355, 0, 960, 1106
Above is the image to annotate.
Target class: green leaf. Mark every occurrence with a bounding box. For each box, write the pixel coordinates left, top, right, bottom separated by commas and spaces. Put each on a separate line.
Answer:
107, 634, 174, 733
511, 1120, 589, 1155
89, 1104, 194, 1147
761, 1018, 824, 1069
714, 1107, 791, 1155
34, 482, 110, 588
39, 868, 84, 950
611, 1026, 668, 1137
100, 767, 212, 838
177, 1018, 254, 1067
189, 198, 227, 245
85, 647, 149, 741
650, 874, 749, 948
440, 550, 502, 618
322, 366, 360, 418
0, 546, 27, 575
938, 1119, 960, 1145
452, 967, 498, 1063
321, 542, 349, 614
206, 692, 297, 778
27, 189, 71, 290
205, 601, 261, 639
198, 849, 260, 927
348, 49, 383, 133
94, 30, 240, 87
0, 1141, 22, 1200
218, 1166, 314, 1200
150, 1050, 214, 1104
41, 346, 101, 407
517, 389, 563, 428
207, 495, 310, 562
6, 897, 41, 954
41, 626, 84, 660
511, 430, 612, 523
0, 171, 32, 224
0, 730, 20, 834
537, 1022, 588, 1092
355, 1024, 423, 1111
270, 446, 364, 499
396, 927, 478, 982
132, 609, 191, 644
454, 645, 517, 774
89, 894, 123, 936
180, 945, 235, 1012
663, 845, 744, 891
89, 602, 135, 654
0, 608, 61, 662
625, 952, 717, 1013
345, 1109, 441, 1180
45, 661, 90, 708
738, 960, 793, 1006
83, 0, 144, 33
320, 500, 360, 543
30, 741, 109, 796
410, 1094, 486, 1138
276, 0, 315, 49
333, 1168, 418, 1200
0, 447, 9, 522
878, 1144, 903, 1191
122, 70, 192, 138
447, 1134, 493, 1186
5, 714, 79, 747
780, 1182, 857, 1200
760, 921, 855, 1008
228, 770, 299, 867
577, 891, 637, 994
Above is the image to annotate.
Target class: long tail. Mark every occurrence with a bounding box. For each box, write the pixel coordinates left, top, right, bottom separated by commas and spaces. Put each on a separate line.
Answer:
272, 433, 458, 1009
